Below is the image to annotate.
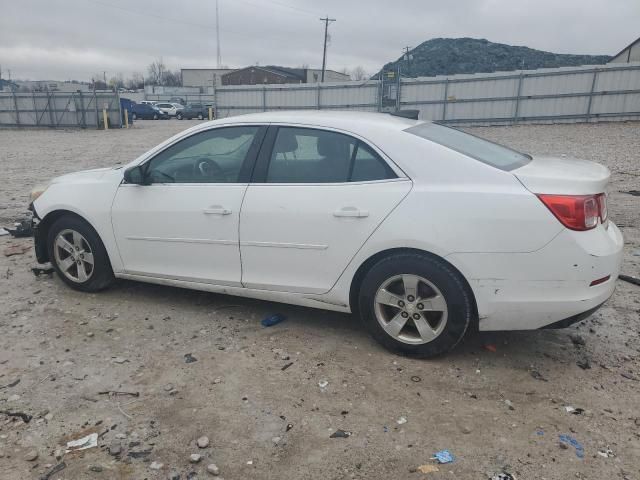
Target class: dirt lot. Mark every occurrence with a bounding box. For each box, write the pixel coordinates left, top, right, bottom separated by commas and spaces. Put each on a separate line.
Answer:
0, 120, 639, 480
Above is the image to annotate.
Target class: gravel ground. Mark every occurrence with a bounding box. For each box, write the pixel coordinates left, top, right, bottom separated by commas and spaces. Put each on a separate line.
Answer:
0, 120, 639, 480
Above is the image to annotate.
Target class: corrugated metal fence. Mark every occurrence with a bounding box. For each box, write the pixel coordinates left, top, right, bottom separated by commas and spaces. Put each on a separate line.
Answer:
214, 63, 640, 125
0, 91, 122, 128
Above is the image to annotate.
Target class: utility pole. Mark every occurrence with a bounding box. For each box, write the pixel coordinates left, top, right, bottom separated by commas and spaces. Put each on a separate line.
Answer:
319, 16, 336, 82
216, 0, 222, 68
402, 46, 413, 77
103, 71, 107, 87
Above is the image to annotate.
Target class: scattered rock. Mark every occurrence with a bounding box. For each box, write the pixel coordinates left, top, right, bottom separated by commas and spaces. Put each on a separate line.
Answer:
168, 472, 181, 480
54, 449, 64, 460
530, 370, 548, 382
113, 357, 128, 364
164, 383, 174, 391
460, 425, 472, 434
576, 358, 591, 370
206, 463, 220, 475
86, 332, 94, 338
23, 450, 38, 461
197, 436, 210, 448
569, 334, 586, 346
88, 464, 103, 472
329, 429, 352, 438
7, 394, 20, 402
190, 453, 202, 463
184, 353, 198, 363
318, 380, 328, 388
397, 416, 407, 425
108, 442, 122, 456
504, 399, 515, 410
149, 461, 163, 470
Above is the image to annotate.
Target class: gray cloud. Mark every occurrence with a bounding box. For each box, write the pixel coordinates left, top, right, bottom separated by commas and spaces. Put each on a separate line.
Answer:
0, 0, 637, 81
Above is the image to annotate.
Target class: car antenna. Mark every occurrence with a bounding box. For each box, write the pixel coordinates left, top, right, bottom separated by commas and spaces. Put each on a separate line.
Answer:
389, 110, 420, 120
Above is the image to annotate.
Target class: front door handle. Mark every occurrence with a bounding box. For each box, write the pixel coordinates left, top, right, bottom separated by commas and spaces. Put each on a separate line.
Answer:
333, 207, 369, 218
203, 206, 232, 215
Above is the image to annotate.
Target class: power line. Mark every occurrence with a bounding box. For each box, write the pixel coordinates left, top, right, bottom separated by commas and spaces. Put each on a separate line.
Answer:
319, 16, 336, 82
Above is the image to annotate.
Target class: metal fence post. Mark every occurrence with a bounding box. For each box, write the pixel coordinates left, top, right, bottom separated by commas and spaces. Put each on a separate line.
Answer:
513, 72, 524, 124
93, 92, 99, 129
395, 66, 401, 111
317, 84, 321, 110
262, 86, 267, 112
12, 91, 21, 126
378, 76, 383, 112
442, 78, 449, 121
47, 92, 55, 126
585, 68, 599, 122
32, 92, 39, 126
78, 91, 86, 128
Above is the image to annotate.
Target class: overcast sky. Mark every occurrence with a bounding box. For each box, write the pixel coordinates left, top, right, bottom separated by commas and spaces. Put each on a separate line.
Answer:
1, 0, 638, 82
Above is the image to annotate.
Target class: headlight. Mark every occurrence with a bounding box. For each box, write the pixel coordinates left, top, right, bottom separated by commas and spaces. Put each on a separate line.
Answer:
30, 184, 49, 203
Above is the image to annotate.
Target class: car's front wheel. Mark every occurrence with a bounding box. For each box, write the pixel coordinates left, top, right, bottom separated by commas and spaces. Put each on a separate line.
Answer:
131, 113, 137, 120
358, 252, 472, 358
153, 113, 158, 120
176, 113, 183, 120
47, 215, 115, 292
197, 113, 204, 120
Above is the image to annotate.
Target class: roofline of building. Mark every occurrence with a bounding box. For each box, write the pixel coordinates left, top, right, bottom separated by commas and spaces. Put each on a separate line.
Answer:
612, 35, 640, 59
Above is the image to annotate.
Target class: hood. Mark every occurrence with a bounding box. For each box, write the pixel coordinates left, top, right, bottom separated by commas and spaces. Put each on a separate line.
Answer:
49, 167, 113, 184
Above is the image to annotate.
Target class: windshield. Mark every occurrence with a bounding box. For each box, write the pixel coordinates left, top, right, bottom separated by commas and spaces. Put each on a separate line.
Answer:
405, 122, 531, 171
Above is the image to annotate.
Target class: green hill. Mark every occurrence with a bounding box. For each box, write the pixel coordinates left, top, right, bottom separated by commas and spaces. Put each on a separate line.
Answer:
377, 38, 611, 77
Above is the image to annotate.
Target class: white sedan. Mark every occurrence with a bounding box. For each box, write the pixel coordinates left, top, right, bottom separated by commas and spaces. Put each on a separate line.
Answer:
155, 102, 180, 116
29, 111, 623, 357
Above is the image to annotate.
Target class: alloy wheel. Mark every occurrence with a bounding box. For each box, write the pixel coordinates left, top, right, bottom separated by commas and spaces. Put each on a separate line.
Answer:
373, 274, 448, 344
53, 229, 95, 283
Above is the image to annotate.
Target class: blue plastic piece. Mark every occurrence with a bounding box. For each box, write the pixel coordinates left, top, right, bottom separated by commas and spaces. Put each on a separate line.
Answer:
559, 434, 584, 459
261, 313, 286, 327
434, 449, 454, 464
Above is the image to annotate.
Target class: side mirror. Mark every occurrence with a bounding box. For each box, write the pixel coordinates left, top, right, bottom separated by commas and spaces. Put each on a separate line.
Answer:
123, 165, 147, 185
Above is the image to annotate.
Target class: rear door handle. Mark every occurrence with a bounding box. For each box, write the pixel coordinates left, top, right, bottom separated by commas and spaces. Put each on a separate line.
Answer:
333, 207, 369, 218
203, 206, 232, 215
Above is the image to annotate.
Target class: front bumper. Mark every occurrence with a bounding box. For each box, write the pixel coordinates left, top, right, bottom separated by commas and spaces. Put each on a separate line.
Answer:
29, 203, 48, 263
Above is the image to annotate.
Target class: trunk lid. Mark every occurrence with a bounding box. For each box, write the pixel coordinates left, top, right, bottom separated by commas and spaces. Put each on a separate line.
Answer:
513, 155, 610, 195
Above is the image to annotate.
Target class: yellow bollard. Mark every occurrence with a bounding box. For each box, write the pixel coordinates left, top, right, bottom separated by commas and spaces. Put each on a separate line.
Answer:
102, 108, 108, 130
208, 107, 213, 121
124, 109, 129, 129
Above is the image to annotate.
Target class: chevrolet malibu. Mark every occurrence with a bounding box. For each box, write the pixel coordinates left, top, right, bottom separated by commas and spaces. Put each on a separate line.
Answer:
29, 111, 623, 357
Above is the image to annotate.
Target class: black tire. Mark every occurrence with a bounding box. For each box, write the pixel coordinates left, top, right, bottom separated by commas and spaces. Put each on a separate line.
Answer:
358, 253, 472, 358
47, 215, 115, 292
153, 113, 158, 120
131, 113, 137, 120
176, 113, 183, 120
197, 113, 204, 120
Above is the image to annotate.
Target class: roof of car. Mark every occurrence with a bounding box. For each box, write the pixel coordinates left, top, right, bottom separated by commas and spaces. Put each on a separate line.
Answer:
214, 111, 424, 135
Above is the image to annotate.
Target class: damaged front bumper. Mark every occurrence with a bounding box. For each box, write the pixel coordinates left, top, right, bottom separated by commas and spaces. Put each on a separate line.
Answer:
28, 203, 48, 263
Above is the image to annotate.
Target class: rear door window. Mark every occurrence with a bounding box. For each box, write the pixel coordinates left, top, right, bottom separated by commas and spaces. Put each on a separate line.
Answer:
405, 122, 531, 171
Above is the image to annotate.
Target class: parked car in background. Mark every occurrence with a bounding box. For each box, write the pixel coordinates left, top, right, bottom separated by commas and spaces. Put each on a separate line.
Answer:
169, 97, 186, 106
139, 100, 157, 106
155, 102, 181, 117
177, 103, 212, 120
131, 103, 169, 120
28, 111, 622, 358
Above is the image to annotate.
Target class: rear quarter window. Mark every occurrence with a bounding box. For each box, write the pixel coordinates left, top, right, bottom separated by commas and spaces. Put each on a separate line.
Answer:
405, 122, 531, 171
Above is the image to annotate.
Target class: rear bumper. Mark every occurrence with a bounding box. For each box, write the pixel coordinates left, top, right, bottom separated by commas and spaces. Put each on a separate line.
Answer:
447, 222, 623, 331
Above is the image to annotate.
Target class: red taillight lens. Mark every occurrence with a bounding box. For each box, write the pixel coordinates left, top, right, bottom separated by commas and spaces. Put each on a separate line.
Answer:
537, 194, 604, 231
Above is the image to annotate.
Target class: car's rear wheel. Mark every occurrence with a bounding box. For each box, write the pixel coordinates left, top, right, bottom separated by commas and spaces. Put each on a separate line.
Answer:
48, 216, 115, 292
197, 113, 204, 120
358, 252, 472, 357
131, 113, 137, 120
176, 113, 183, 120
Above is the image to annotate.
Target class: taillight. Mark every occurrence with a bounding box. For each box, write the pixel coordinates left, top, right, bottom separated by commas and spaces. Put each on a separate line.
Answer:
597, 193, 607, 223
537, 194, 605, 231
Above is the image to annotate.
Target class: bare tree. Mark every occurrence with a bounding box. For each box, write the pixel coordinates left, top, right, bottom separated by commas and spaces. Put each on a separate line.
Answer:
349, 66, 368, 81
162, 70, 182, 87
147, 58, 166, 86
108, 73, 124, 90
126, 72, 144, 90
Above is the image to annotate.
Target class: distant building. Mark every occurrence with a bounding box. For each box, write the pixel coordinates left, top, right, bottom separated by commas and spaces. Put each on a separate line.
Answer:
13, 80, 91, 92
181, 68, 235, 92
0, 79, 17, 91
221, 66, 349, 86
609, 36, 640, 63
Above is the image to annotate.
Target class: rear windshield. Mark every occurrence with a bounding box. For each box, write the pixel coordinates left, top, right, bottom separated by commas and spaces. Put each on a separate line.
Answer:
405, 122, 531, 171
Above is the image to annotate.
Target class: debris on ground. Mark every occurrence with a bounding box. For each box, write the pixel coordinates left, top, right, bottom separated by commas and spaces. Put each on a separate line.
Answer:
31, 265, 55, 276
40, 462, 66, 480
432, 449, 454, 464
597, 446, 615, 458
0, 410, 33, 423
0, 378, 20, 389
7, 216, 34, 238
416, 464, 439, 473
261, 313, 286, 327
23, 450, 38, 461
184, 353, 198, 363
411, 375, 421, 382
66, 432, 98, 453
576, 358, 592, 370
3, 244, 30, 257
530, 370, 548, 382
484, 344, 497, 352
491, 474, 516, 480
149, 461, 163, 470
504, 399, 515, 410
190, 453, 202, 463
623, 190, 640, 196
197, 436, 210, 448
318, 380, 328, 388
207, 463, 220, 475
619, 274, 640, 287
281, 362, 294, 371
559, 434, 584, 458
329, 429, 352, 438
563, 406, 585, 415
397, 416, 407, 425
569, 334, 586, 346
0, 228, 9, 236
98, 390, 140, 397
